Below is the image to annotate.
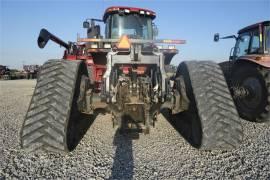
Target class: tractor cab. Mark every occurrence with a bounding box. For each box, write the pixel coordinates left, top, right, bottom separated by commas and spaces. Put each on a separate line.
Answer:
79, 7, 156, 65
103, 7, 156, 40
80, 6, 182, 65
82, 7, 157, 47
232, 21, 270, 59
214, 21, 270, 63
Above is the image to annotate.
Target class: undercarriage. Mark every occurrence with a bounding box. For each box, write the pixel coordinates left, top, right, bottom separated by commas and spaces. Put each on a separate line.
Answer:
100, 48, 173, 133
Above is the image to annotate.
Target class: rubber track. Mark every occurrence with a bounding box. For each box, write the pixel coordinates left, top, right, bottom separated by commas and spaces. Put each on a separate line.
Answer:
258, 67, 270, 122
218, 61, 232, 83
184, 61, 243, 149
20, 60, 81, 152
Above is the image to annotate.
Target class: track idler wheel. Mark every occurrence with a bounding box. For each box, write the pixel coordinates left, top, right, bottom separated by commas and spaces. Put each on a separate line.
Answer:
231, 64, 270, 122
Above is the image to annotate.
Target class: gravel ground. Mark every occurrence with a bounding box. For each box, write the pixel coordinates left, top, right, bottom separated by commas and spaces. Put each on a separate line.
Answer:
0, 80, 270, 179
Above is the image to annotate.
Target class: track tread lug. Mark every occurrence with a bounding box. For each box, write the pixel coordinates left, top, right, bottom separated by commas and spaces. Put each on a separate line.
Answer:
178, 61, 243, 150
20, 59, 83, 153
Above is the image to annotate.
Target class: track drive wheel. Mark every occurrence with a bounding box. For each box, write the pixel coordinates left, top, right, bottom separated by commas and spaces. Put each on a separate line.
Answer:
20, 59, 89, 153
231, 63, 270, 122
175, 61, 243, 150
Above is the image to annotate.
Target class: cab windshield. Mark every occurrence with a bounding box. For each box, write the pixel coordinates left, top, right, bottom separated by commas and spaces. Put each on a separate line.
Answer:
107, 14, 153, 40
234, 28, 260, 58
234, 32, 251, 58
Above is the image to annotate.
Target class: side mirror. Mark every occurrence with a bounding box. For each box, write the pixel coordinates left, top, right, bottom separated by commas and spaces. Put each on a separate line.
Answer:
83, 21, 90, 28
153, 23, 158, 38
214, 33, 220, 42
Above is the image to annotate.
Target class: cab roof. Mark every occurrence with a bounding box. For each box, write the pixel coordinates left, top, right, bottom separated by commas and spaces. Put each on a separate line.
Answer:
238, 20, 270, 34
103, 6, 156, 21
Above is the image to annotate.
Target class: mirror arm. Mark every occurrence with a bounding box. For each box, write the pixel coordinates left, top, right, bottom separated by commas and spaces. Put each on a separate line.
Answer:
220, 35, 237, 40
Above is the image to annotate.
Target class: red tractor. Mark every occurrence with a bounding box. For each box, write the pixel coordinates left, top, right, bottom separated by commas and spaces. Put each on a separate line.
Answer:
21, 6, 244, 152
215, 21, 270, 122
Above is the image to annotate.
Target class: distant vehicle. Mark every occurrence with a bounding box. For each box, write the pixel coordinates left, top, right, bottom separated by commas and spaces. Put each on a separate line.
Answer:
0, 65, 11, 80
23, 65, 40, 79
215, 20, 270, 122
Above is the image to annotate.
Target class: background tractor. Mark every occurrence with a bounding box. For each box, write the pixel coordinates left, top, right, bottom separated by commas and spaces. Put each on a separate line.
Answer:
20, 6, 243, 153
0, 65, 26, 80
0, 65, 11, 80
215, 21, 270, 123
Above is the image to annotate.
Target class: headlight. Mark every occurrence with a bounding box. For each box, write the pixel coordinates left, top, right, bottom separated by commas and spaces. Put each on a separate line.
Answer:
157, 45, 163, 49
91, 44, 98, 48
104, 43, 111, 49
168, 45, 176, 49
140, 10, 145, 14
124, 9, 130, 13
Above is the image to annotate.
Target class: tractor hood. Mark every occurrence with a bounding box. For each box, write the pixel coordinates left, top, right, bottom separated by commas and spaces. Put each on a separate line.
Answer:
239, 54, 270, 68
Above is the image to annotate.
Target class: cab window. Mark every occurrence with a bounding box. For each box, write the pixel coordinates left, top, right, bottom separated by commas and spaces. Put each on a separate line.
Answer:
265, 25, 270, 53
235, 32, 251, 57
250, 29, 260, 54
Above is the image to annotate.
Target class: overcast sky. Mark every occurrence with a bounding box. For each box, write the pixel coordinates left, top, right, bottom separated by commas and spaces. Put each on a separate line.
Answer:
1, 0, 269, 69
